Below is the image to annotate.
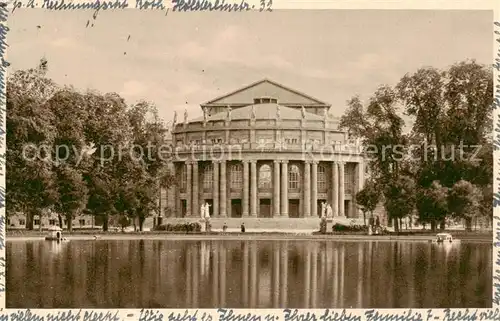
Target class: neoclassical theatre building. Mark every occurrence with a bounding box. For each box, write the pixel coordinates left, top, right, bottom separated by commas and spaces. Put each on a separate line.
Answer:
166, 79, 365, 223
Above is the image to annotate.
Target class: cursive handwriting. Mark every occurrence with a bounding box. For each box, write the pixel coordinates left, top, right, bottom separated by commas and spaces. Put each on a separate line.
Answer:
321, 310, 361, 321
218, 309, 261, 321
47, 310, 82, 321
365, 309, 422, 321
83, 311, 120, 321
139, 310, 163, 321
11, 310, 45, 321
168, 310, 197, 321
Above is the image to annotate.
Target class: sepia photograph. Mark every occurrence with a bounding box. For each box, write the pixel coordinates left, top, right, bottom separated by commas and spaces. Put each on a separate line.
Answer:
4, 8, 494, 309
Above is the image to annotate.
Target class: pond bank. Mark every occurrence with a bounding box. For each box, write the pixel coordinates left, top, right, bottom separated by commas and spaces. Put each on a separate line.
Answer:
6, 230, 493, 243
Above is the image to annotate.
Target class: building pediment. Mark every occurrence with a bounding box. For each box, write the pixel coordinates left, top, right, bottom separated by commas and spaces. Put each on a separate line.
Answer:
202, 79, 330, 107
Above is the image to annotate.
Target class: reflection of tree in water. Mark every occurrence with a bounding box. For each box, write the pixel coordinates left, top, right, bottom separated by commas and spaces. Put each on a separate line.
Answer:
5, 240, 493, 308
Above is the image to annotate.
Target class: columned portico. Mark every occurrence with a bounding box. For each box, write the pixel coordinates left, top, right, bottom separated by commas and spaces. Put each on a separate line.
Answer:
280, 161, 289, 217
250, 160, 258, 217
273, 160, 280, 217
171, 79, 367, 224
243, 160, 250, 217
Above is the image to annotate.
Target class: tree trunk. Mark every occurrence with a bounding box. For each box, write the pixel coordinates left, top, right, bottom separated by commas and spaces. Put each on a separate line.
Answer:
102, 214, 109, 232
439, 219, 446, 230
465, 217, 472, 231
139, 216, 145, 232
67, 215, 73, 232
363, 211, 367, 226
26, 211, 34, 230
430, 220, 437, 232
393, 218, 399, 234
58, 214, 63, 229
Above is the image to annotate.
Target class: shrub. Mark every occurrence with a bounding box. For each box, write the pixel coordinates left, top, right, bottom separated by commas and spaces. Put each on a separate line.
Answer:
154, 222, 202, 232
332, 223, 368, 233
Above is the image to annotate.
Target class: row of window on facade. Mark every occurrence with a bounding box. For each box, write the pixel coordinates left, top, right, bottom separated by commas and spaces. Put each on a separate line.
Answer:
176, 138, 344, 146
8, 218, 88, 227
178, 163, 355, 193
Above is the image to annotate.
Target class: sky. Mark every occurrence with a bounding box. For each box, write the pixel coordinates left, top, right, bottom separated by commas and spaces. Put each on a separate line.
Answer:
6, 9, 493, 125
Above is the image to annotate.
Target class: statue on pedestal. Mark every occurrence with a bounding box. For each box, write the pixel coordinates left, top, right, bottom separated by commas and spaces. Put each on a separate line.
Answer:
251, 105, 256, 120
226, 106, 232, 121
301, 106, 306, 119
326, 204, 333, 218
204, 202, 211, 218
172, 111, 177, 132
321, 201, 327, 218
276, 105, 281, 121
184, 109, 188, 125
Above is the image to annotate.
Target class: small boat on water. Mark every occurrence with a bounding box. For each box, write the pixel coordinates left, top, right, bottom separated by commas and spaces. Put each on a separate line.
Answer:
432, 233, 460, 244
45, 225, 68, 242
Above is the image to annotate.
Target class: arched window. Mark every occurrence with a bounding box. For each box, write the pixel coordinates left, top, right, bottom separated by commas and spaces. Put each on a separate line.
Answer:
203, 164, 213, 190
318, 164, 327, 191
180, 164, 187, 190
230, 163, 243, 189
288, 165, 300, 189
259, 164, 272, 189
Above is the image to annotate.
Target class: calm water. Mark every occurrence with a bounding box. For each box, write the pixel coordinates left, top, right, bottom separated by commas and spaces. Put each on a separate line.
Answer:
6, 239, 492, 308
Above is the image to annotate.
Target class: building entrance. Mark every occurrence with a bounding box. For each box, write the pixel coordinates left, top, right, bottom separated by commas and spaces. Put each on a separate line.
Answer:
259, 199, 272, 218
317, 199, 327, 217
181, 200, 187, 218
289, 199, 300, 218
231, 199, 242, 218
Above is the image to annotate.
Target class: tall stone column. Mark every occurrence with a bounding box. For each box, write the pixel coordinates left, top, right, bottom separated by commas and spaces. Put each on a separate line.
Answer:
281, 161, 288, 217
192, 161, 199, 218
250, 160, 258, 217
303, 161, 311, 217
220, 160, 227, 217
243, 160, 250, 217
332, 162, 339, 217
186, 161, 192, 217
273, 160, 280, 217
213, 161, 219, 217
339, 162, 345, 217
311, 161, 318, 217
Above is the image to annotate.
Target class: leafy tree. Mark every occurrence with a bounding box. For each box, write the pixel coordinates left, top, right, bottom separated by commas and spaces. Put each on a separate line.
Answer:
415, 181, 448, 231
448, 180, 481, 231
6, 59, 59, 229
355, 179, 380, 225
